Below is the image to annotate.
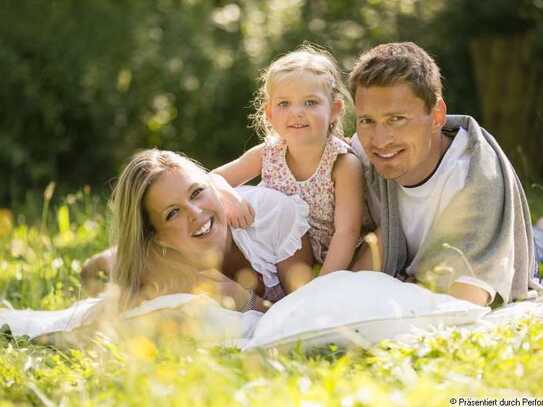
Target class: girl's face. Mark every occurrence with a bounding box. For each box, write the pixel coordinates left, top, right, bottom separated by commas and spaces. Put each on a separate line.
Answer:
144, 166, 229, 262
266, 73, 342, 148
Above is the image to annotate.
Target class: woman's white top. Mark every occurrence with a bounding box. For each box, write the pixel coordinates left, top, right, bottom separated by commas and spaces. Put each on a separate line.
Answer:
231, 186, 310, 288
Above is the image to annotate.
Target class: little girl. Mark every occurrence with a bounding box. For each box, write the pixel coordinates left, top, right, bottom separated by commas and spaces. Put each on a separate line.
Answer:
212, 45, 364, 275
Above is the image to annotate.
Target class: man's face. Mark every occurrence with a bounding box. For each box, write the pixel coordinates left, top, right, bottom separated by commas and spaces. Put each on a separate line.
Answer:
354, 83, 446, 186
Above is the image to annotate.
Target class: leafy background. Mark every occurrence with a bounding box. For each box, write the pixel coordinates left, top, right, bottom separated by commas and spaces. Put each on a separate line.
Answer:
1, 0, 543, 207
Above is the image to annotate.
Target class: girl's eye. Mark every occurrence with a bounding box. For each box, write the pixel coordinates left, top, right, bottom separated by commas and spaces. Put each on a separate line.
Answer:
305, 99, 318, 107
166, 208, 179, 222
190, 187, 204, 200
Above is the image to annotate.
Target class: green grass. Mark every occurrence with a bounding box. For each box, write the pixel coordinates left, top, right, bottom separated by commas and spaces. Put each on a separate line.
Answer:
0, 187, 542, 406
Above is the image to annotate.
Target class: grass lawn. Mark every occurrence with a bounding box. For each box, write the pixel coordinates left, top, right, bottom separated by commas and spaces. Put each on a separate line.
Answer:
0, 185, 542, 406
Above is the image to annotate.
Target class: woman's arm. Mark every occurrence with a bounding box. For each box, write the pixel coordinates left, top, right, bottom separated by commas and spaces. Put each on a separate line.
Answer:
320, 153, 364, 275
194, 269, 270, 312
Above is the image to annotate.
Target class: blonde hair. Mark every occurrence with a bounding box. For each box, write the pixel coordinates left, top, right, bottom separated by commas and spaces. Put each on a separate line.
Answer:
110, 149, 207, 310
250, 43, 351, 140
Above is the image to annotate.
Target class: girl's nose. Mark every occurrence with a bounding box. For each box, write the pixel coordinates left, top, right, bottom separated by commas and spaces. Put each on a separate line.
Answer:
291, 104, 304, 117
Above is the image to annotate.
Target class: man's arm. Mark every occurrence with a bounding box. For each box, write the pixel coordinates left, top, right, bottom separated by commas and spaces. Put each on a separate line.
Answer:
448, 281, 490, 306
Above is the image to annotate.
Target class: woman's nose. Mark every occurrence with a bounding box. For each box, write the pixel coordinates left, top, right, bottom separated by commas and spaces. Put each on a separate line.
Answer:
186, 203, 202, 221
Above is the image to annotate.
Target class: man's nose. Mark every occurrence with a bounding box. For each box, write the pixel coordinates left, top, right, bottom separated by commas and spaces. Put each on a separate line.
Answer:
372, 124, 394, 148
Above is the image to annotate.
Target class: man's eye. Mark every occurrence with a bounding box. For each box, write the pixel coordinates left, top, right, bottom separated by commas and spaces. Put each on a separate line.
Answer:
190, 187, 204, 200
166, 208, 179, 221
358, 118, 373, 126
390, 116, 407, 124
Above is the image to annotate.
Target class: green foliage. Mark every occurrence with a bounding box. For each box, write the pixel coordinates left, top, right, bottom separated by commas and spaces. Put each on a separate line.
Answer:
0, 192, 543, 404
3, 0, 542, 206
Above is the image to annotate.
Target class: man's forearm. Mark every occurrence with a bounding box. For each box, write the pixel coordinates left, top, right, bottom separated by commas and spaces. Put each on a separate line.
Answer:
448, 281, 490, 306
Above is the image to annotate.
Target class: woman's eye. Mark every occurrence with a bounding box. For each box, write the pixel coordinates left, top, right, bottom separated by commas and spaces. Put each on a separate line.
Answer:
278, 101, 289, 108
190, 187, 204, 200
166, 208, 179, 221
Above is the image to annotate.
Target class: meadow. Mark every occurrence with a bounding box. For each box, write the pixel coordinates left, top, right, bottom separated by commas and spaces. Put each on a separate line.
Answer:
1, 184, 543, 406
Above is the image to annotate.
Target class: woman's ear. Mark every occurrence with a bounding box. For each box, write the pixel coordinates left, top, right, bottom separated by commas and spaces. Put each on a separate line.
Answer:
265, 102, 272, 121
331, 99, 344, 123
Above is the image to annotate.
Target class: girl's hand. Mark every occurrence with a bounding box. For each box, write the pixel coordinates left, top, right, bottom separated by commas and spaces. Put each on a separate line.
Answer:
209, 173, 255, 228
224, 193, 255, 229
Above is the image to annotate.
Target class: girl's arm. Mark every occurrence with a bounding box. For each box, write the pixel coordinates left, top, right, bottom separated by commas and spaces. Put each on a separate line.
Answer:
210, 144, 265, 228
319, 153, 364, 275
211, 143, 264, 186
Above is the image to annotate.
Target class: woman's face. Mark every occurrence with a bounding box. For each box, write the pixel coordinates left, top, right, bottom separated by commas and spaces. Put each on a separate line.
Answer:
144, 166, 229, 262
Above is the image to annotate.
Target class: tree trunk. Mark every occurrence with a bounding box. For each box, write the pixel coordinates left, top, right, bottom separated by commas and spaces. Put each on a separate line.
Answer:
469, 32, 543, 181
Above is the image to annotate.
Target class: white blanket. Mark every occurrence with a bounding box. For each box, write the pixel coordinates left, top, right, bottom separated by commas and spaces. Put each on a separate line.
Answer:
1, 272, 541, 350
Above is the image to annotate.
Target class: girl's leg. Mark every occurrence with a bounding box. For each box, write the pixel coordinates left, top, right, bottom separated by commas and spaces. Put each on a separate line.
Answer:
350, 228, 383, 272
277, 233, 314, 294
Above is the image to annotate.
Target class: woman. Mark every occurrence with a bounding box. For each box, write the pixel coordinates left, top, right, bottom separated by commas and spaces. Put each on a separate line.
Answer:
83, 149, 315, 313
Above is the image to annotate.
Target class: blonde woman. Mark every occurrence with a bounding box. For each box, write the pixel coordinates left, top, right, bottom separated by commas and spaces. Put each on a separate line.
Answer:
83, 149, 314, 312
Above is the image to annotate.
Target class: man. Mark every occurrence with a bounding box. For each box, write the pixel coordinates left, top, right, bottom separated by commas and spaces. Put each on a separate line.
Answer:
349, 42, 540, 306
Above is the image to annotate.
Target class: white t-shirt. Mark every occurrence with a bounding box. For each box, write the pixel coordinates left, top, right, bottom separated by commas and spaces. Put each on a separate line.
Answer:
231, 186, 310, 288
399, 128, 496, 303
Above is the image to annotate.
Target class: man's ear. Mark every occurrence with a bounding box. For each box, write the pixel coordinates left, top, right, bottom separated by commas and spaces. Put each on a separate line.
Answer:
432, 98, 447, 131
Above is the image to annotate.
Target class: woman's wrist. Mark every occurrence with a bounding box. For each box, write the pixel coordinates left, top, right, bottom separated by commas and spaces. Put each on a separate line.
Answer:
240, 289, 258, 312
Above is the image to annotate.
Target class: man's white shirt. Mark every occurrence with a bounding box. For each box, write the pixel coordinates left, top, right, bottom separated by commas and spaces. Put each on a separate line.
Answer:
398, 128, 496, 304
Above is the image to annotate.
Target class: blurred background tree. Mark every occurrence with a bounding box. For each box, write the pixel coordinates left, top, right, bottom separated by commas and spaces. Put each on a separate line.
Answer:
1, 0, 542, 207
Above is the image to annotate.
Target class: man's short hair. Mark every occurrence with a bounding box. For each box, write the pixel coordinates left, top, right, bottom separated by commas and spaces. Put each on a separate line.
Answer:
348, 42, 442, 112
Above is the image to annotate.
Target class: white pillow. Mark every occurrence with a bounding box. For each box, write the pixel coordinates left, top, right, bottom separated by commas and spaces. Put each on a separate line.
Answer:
244, 271, 490, 351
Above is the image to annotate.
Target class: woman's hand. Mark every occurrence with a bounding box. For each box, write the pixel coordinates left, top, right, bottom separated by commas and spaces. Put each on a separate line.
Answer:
81, 248, 116, 296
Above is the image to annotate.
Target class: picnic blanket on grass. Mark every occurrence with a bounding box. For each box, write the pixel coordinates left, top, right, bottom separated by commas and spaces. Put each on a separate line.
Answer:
1, 272, 541, 351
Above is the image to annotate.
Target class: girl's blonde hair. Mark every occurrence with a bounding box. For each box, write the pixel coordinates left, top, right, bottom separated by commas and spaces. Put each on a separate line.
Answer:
110, 149, 207, 310
250, 43, 351, 140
